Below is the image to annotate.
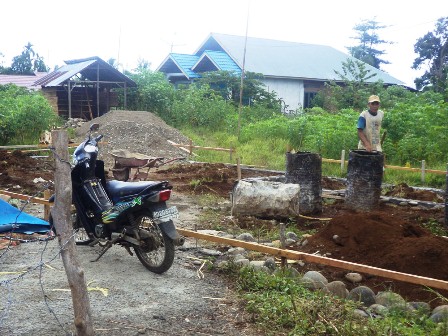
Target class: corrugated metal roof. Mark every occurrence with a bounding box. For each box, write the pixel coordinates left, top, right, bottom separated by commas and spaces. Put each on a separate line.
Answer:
194, 33, 404, 85
34, 56, 136, 87
192, 50, 241, 74
157, 54, 201, 79
0, 72, 49, 90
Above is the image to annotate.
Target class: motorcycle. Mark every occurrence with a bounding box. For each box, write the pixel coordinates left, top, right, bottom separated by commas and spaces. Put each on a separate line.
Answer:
49, 123, 184, 274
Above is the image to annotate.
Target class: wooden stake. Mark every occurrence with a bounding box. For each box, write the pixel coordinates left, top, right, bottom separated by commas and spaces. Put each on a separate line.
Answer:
237, 158, 241, 180
43, 189, 51, 220
52, 130, 94, 335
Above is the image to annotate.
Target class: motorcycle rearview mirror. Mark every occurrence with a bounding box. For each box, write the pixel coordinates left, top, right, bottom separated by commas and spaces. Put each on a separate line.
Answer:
90, 123, 100, 131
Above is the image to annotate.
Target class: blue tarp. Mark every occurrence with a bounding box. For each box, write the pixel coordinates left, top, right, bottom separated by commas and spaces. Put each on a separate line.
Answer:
0, 199, 50, 234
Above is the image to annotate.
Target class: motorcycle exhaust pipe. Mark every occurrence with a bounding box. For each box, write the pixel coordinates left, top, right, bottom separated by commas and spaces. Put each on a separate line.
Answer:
173, 236, 185, 246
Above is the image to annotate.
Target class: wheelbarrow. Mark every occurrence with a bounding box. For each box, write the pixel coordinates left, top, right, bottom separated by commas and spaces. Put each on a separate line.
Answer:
110, 149, 184, 181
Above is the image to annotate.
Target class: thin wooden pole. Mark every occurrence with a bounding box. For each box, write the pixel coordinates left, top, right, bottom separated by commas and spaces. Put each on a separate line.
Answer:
421, 160, 426, 183
43, 189, 51, 220
237, 158, 242, 181
279, 223, 286, 268
340, 150, 345, 173
445, 163, 448, 227
177, 228, 448, 291
52, 130, 94, 335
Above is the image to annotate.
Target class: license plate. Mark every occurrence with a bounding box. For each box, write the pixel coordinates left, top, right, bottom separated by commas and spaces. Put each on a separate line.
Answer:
153, 206, 179, 220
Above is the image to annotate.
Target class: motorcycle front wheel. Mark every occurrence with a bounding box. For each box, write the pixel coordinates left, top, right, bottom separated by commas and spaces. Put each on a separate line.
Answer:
133, 211, 175, 274
49, 211, 93, 246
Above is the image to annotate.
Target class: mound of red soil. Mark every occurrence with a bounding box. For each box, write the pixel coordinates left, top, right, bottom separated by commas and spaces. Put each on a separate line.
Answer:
297, 209, 448, 305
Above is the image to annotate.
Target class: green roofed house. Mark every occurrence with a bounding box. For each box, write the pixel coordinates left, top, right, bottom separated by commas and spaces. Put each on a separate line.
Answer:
157, 33, 405, 111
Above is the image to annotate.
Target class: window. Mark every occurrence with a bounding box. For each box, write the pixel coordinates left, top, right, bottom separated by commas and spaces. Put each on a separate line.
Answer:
304, 92, 317, 108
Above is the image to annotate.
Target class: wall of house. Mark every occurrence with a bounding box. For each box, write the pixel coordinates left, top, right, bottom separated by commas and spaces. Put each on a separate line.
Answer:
261, 78, 304, 112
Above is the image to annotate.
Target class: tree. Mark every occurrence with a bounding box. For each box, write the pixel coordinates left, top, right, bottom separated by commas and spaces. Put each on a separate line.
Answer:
412, 16, 448, 96
347, 18, 392, 69
7, 42, 49, 75
314, 58, 380, 111
196, 70, 281, 110
125, 59, 174, 114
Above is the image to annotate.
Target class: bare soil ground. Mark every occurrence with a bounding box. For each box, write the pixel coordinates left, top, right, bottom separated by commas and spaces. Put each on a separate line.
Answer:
1, 110, 447, 334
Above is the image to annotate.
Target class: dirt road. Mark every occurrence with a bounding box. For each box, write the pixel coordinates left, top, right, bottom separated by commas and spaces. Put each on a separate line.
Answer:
0, 193, 257, 336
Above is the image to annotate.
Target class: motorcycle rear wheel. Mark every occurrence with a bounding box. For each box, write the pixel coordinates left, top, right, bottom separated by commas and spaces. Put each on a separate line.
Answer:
133, 211, 175, 274
49, 211, 93, 246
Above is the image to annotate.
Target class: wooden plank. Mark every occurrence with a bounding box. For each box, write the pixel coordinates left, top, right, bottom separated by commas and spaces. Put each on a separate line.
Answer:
170, 143, 235, 153
0, 189, 52, 205
177, 229, 448, 291
167, 140, 198, 156
0, 142, 107, 151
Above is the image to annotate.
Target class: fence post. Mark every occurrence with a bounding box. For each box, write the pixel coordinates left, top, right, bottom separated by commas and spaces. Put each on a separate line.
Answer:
229, 146, 233, 162
189, 139, 193, 157
421, 160, 426, 183
237, 157, 241, 181
43, 189, 51, 220
445, 163, 447, 227
279, 222, 286, 268
340, 150, 345, 173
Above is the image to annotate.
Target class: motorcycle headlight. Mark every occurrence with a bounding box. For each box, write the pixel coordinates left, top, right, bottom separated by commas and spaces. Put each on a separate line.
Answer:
84, 144, 97, 153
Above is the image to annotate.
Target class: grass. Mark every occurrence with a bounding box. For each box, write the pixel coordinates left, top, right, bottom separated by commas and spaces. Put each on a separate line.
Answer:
224, 266, 448, 336
181, 127, 447, 189
192, 172, 448, 335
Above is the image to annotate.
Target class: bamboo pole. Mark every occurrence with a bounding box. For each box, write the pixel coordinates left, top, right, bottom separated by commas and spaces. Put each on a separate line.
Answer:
52, 130, 94, 335
177, 229, 448, 291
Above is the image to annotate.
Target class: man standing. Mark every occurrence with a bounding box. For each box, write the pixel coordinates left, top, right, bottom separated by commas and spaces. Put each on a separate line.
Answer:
357, 95, 384, 152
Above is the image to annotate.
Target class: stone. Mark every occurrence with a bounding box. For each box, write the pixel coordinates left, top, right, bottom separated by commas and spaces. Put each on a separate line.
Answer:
231, 179, 300, 217
286, 231, 299, 241
230, 254, 246, 261
345, 272, 363, 283
227, 247, 247, 256
347, 286, 376, 307
301, 271, 328, 289
368, 304, 388, 316
199, 248, 222, 256
332, 234, 342, 245
234, 259, 250, 266
235, 232, 256, 242
353, 309, 369, 318
375, 291, 406, 309
430, 310, 448, 323
249, 260, 269, 271
406, 302, 431, 315
324, 281, 348, 298
432, 305, 448, 315
264, 257, 276, 270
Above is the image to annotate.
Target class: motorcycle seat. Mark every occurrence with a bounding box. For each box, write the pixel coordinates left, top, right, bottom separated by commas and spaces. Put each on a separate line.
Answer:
106, 180, 167, 201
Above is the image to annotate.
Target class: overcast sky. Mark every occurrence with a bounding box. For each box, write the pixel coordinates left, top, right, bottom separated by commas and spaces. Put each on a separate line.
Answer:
1, 0, 445, 88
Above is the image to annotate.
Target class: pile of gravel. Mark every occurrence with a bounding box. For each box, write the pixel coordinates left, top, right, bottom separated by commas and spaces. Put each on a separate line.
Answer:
74, 110, 190, 168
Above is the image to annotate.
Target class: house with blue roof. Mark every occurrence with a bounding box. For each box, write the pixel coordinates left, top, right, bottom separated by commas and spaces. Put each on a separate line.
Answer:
157, 33, 405, 111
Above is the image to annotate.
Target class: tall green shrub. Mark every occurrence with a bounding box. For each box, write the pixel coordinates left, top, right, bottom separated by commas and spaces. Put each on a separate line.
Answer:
167, 85, 236, 130
0, 84, 58, 144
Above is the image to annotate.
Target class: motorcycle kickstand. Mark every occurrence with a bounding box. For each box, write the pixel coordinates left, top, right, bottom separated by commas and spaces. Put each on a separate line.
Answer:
123, 245, 134, 256
91, 234, 122, 262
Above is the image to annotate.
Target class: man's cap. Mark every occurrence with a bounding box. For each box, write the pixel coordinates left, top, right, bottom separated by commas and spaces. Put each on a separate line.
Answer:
368, 95, 380, 103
